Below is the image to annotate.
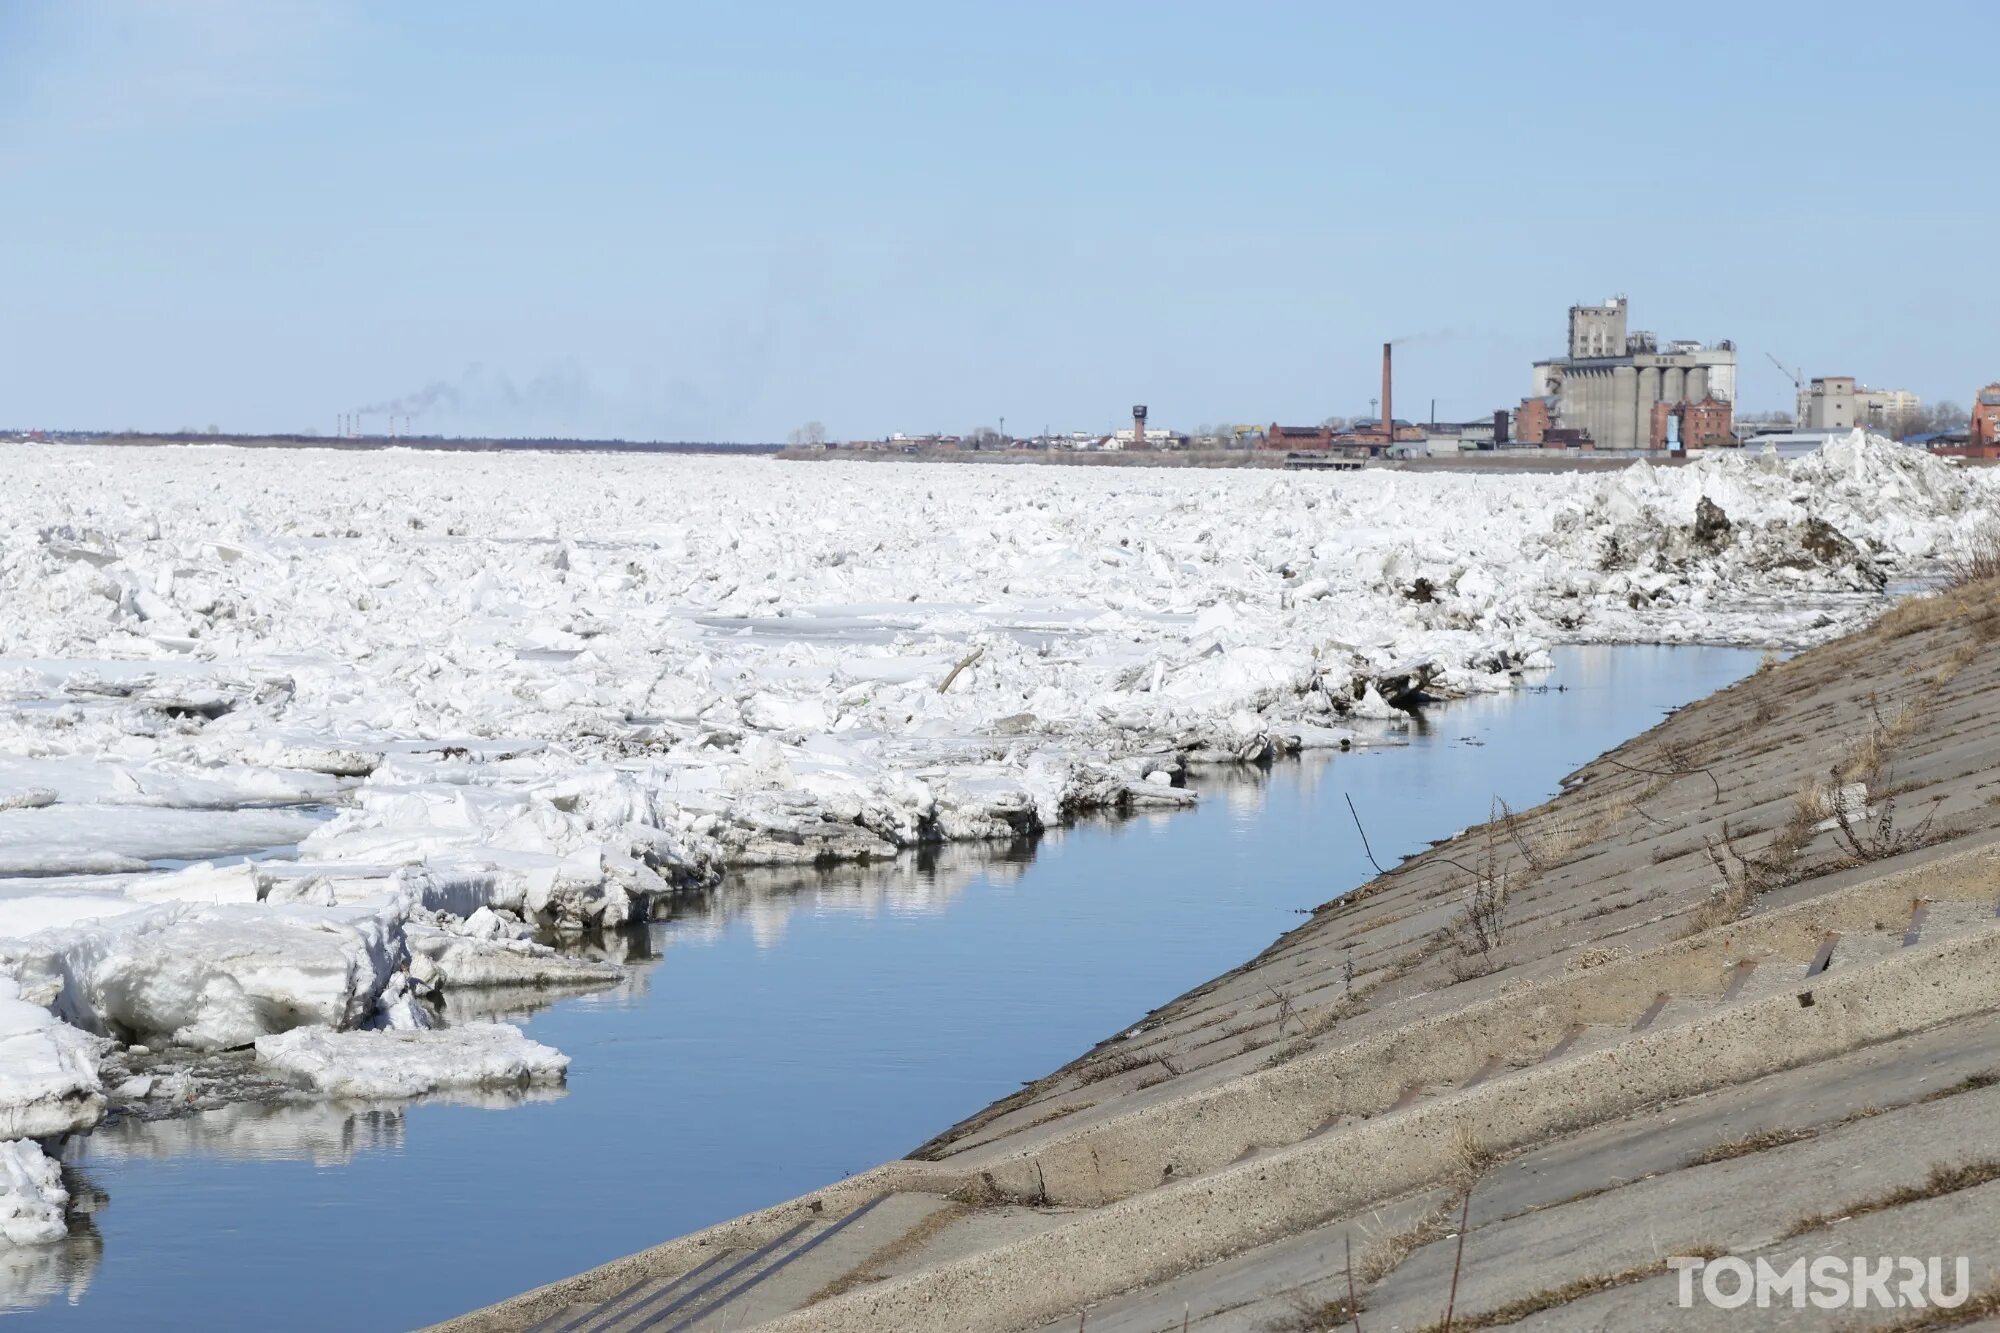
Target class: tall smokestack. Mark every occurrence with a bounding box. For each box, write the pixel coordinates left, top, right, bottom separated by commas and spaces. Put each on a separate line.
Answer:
1381, 342, 1394, 447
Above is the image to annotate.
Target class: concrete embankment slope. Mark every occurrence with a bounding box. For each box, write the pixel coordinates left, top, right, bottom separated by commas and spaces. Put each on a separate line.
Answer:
443, 582, 2000, 1333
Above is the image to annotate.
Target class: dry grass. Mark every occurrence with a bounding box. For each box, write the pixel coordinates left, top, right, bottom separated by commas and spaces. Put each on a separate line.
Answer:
1878, 557, 2000, 648
1262, 1036, 1314, 1068
1826, 788, 1948, 865
1766, 778, 1832, 866
1279, 1140, 1503, 1332
1005, 1103, 1084, 1137
1866, 1281, 2000, 1330
944, 1172, 1011, 1208
1920, 1070, 2000, 1104
1434, 820, 1517, 982
1282, 1291, 1362, 1332
1403, 1248, 1727, 1333
1683, 819, 1790, 936
1683, 1125, 1818, 1167
1879, 556, 1999, 629
1781, 1158, 2000, 1240
1655, 737, 1699, 774
1524, 817, 1588, 870
1935, 638, 1984, 680
1353, 1197, 1463, 1286
1497, 798, 1589, 872
1880, 590, 1967, 639
1297, 993, 1366, 1039
1682, 885, 1750, 938
1072, 1051, 1150, 1086
1687, 1074, 2000, 1171
1942, 530, 2000, 590
1839, 700, 1925, 785
1451, 1124, 1498, 1183
1275, 1196, 1467, 1332
1973, 604, 2000, 644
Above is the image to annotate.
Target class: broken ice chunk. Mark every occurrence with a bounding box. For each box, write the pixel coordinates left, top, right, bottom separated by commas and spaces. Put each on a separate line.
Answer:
0, 1140, 69, 1246
252, 1023, 569, 1099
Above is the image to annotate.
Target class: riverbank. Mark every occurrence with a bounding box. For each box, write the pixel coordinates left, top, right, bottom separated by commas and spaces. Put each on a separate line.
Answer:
777, 445, 1685, 474
447, 576, 2000, 1331
2, 646, 1759, 1328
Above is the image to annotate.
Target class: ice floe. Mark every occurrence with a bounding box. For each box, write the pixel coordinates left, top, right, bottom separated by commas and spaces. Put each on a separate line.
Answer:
0, 977, 103, 1139
0, 1140, 68, 1247
252, 1022, 569, 1099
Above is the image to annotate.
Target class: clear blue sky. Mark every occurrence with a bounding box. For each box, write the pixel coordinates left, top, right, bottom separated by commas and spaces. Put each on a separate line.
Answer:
1, 1, 1991, 441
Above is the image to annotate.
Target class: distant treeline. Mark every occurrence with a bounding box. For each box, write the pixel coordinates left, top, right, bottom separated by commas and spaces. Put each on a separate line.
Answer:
7, 431, 784, 456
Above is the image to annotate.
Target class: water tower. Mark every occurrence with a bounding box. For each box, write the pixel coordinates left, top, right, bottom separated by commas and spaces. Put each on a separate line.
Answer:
1132, 404, 1147, 449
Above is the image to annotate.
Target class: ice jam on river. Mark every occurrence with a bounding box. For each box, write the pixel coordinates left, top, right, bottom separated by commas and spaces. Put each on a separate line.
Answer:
0, 433, 1993, 1265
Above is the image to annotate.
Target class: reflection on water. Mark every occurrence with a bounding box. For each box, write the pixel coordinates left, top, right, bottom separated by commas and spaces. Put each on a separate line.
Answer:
0, 1206, 98, 1317
80, 1100, 409, 1168
675, 839, 1037, 945
10, 645, 1764, 1332
23, 1089, 576, 1313
656, 754, 1399, 952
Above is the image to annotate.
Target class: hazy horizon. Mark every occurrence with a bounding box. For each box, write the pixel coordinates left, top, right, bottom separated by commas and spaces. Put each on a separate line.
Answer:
2, 1, 1991, 442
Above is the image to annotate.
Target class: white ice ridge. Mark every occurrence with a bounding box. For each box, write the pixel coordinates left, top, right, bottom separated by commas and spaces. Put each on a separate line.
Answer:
253, 1022, 569, 1098
0, 1140, 68, 1246
0, 433, 1992, 1115
0, 977, 103, 1139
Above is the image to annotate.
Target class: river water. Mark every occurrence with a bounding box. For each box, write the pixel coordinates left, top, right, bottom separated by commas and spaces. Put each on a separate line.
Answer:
11, 644, 1761, 1330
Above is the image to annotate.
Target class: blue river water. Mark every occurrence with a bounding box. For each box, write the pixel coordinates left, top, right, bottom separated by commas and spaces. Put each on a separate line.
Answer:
14, 644, 1761, 1330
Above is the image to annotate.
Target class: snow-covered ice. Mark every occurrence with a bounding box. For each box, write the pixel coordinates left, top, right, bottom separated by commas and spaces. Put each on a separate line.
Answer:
252, 1022, 569, 1099
0, 433, 1993, 1151
19, 901, 400, 1051
0, 977, 103, 1139
0, 1140, 67, 1246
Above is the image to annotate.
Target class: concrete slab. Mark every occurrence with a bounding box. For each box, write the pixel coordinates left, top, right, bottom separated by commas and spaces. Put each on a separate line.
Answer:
1361, 1084, 2000, 1332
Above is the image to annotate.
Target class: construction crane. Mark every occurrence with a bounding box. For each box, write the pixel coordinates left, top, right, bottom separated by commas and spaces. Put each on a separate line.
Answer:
1765, 351, 1805, 391
1765, 352, 1809, 422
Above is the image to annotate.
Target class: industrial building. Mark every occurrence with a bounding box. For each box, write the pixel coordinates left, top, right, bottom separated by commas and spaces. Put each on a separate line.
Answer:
1530, 298, 1737, 450
1263, 343, 1420, 454
1798, 376, 1921, 433
1799, 376, 1860, 430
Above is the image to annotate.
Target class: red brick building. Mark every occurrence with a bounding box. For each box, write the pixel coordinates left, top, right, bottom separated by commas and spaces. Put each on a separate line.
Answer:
1262, 424, 1335, 450
1262, 421, 1420, 452
1650, 395, 1736, 450
1679, 396, 1735, 449
1514, 396, 1554, 446
1973, 383, 2000, 450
